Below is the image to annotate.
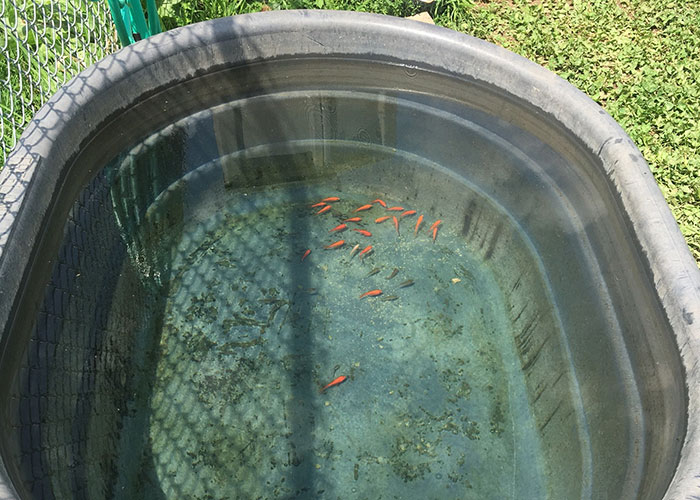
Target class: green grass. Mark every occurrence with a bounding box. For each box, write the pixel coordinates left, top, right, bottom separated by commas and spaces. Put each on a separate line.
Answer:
158, 0, 422, 26
460, 0, 700, 261
1, 0, 118, 162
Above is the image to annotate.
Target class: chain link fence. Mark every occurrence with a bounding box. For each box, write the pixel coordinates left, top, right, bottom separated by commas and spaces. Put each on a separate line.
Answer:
1, 0, 119, 167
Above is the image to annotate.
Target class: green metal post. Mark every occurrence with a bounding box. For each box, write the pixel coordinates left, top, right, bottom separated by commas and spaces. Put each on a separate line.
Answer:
97, 0, 162, 47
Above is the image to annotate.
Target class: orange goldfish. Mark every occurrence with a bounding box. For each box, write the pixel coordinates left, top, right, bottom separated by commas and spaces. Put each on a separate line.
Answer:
432, 226, 439, 242
325, 240, 345, 249
359, 245, 373, 258
392, 216, 399, 235
372, 199, 387, 208
401, 210, 416, 218
354, 204, 373, 212
414, 215, 424, 236
316, 205, 332, 215
301, 249, 311, 261
320, 375, 348, 393
353, 229, 372, 237
344, 217, 362, 223
311, 202, 326, 208
330, 223, 347, 233
375, 216, 390, 223
359, 289, 382, 299
429, 220, 442, 231
387, 206, 404, 211
322, 197, 340, 202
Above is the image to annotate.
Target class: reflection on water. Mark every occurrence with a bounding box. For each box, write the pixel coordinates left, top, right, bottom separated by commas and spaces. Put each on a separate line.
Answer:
113, 149, 545, 499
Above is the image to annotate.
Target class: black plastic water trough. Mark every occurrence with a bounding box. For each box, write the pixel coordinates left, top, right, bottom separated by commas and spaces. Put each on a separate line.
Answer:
1, 10, 699, 500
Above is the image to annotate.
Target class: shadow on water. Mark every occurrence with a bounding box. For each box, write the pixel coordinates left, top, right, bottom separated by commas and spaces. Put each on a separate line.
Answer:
281, 174, 317, 498
107, 73, 325, 497
0, 29, 550, 496
0, 20, 324, 499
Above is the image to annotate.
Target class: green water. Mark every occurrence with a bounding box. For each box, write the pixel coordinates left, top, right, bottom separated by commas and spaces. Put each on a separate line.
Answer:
115, 159, 546, 499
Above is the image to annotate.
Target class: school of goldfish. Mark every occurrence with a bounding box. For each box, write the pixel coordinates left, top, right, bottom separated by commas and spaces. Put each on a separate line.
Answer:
303, 195, 444, 393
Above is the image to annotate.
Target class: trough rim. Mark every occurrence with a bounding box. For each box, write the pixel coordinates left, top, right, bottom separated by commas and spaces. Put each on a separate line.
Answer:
0, 9, 698, 499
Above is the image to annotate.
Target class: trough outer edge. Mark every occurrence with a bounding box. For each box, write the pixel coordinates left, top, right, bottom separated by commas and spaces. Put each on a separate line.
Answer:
0, 9, 699, 499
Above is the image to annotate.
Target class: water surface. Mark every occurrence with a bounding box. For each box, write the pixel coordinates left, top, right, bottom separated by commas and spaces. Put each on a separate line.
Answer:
115, 152, 546, 499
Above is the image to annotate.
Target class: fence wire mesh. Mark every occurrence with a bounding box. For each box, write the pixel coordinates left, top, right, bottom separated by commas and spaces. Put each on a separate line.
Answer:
1, 0, 119, 166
